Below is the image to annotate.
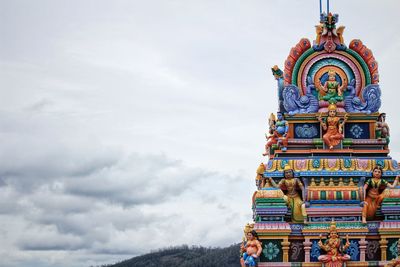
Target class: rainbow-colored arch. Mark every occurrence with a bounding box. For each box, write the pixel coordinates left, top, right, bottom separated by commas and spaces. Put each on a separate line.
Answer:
283, 38, 379, 98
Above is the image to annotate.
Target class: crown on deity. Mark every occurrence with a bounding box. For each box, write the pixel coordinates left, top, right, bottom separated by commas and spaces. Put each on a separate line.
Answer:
328, 104, 337, 111
243, 223, 254, 234
283, 165, 293, 171
328, 69, 336, 77
329, 220, 337, 233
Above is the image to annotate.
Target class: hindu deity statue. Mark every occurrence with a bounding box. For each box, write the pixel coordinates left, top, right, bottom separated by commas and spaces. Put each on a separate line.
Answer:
318, 221, 351, 267
263, 112, 289, 156
318, 104, 348, 150
240, 229, 262, 267
269, 166, 307, 223
362, 165, 399, 224
375, 113, 390, 145
316, 69, 346, 104
255, 163, 265, 190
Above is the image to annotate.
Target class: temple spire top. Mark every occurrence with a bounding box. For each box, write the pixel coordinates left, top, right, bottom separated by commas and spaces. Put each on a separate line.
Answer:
319, 0, 331, 18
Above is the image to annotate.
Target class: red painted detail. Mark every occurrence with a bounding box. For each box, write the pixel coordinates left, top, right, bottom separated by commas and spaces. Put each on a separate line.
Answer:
328, 190, 335, 200
343, 190, 350, 200
283, 38, 311, 85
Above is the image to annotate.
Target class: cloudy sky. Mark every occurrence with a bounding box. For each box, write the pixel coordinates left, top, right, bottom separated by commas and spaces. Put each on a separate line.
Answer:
1, 0, 400, 266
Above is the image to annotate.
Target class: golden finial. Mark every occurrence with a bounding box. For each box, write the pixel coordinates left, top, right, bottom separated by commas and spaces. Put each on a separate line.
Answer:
310, 178, 316, 186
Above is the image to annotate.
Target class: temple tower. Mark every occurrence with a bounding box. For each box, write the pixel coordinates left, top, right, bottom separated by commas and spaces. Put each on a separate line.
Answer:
241, 11, 400, 267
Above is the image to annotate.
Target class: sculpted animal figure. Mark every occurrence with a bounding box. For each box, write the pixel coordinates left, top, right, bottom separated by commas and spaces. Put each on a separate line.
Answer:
282, 79, 318, 115
344, 81, 381, 114
362, 84, 381, 113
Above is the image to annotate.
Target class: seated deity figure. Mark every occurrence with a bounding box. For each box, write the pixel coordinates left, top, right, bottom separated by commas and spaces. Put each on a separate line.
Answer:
318, 104, 348, 150
375, 113, 390, 146
263, 112, 289, 156
240, 230, 262, 267
269, 166, 307, 223
362, 165, 399, 224
316, 69, 346, 104
318, 221, 351, 267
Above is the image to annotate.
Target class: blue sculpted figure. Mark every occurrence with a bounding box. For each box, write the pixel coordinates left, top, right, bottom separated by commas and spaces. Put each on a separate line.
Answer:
240, 230, 262, 267
272, 65, 286, 113
282, 85, 301, 114
344, 79, 367, 112
282, 77, 319, 115
344, 81, 381, 114
362, 84, 381, 113
305, 76, 320, 112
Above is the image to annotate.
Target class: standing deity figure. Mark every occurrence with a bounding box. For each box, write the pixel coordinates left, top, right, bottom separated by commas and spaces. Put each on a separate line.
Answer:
269, 167, 307, 223
318, 221, 351, 267
362, 165, 399, 224
318, 104, 348, 150
263, 112, 289, 156
375, 113, 390, 145
240, 230, 262, 267
255, 163, 266, 190
316, 70, 346, 104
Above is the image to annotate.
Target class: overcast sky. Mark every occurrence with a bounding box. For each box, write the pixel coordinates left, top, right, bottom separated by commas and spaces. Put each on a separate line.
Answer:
1, 1, 400, 267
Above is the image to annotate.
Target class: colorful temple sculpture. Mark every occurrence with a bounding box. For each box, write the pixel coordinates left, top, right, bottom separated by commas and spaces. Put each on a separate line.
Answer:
242, 12, 400, 267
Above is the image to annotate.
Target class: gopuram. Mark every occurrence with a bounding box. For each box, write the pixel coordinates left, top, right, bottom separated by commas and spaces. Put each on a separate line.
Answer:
241, 11, 400, 267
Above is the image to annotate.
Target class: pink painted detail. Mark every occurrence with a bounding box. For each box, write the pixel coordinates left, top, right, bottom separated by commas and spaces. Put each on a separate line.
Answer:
379, 221, 400, 229
258, 263, 291, 267
288, 139, 313, 144
357, 159, 369, 170
327, 159, 337, 169
323, 32, 336, 53
318, 100, 345, 113
352, 139, 387, 144
318, 107, 346, 113
253, 223, 291, 230
300, 53, 362, 96
296, 160, 307, 170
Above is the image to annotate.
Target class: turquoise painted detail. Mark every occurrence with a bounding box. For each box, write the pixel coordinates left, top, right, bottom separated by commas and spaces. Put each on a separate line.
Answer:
376, 159, 385, 168
344, 158, 352, 168
291, 48, 372, 86
308, 58, 355, 83
345, 48, 372, 85
389, 240, 398, 258
312, 159, 320, 168
291, 48, 315, 85
281, 160, 289, 169
262, 242, 280, 260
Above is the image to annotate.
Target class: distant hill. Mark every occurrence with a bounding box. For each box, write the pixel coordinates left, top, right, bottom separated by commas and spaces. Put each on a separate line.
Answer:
99, 244, 241, 267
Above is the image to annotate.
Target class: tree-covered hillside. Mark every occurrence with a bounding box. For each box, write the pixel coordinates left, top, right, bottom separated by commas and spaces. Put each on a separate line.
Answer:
98, 244, 241, 267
